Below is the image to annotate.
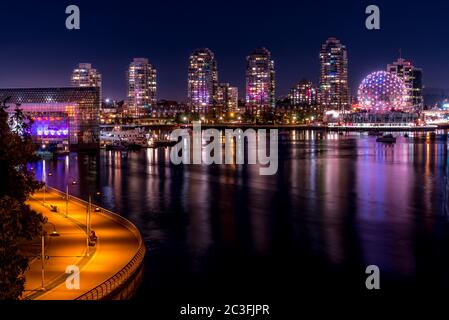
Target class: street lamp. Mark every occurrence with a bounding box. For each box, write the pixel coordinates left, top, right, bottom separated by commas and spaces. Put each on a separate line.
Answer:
40, 232, 45, 291
40, 222, 59, 291
65, 184, 69, 218
64, 178, 78, 218
86, 191, 101, 256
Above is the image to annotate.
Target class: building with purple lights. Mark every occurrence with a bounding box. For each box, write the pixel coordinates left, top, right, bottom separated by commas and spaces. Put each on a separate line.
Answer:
290, 79, 318, 106
357, 71, 407, 112
245, 47, 275, 114
319, 38, 349, 111
127, 58, 157, 118
187, 48, 218, 114
0, 87, 100, 150
216, 83, 239, 114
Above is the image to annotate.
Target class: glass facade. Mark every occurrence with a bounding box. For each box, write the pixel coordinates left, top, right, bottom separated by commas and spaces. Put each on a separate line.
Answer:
290, 80, 318, 106
319, 38, 349, 110
387, 58, 423, 110
71, 63, 102, 101
245, 47, 275, 114
188, 48, 218, 114
0, 87, 100, 150
127, 58, 157, 118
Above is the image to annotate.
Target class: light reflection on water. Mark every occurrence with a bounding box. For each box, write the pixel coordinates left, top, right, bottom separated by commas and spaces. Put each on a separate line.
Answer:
33, 130, 449, 294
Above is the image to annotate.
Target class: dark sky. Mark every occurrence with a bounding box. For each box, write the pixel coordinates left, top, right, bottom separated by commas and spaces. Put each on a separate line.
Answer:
1, 0, 449, 101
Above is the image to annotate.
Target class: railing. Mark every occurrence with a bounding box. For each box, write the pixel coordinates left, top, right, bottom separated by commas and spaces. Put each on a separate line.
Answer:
44, 186, 146, 300
76, 241, 145, 300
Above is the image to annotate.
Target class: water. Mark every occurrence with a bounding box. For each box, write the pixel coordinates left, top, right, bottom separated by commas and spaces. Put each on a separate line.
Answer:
34, 130, 449, 300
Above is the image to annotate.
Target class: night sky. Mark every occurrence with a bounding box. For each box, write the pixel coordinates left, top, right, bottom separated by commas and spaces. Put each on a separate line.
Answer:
1, 0, 449, 101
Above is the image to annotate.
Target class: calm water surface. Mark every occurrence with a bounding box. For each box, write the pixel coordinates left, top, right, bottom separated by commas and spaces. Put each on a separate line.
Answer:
34, 130, 449, 298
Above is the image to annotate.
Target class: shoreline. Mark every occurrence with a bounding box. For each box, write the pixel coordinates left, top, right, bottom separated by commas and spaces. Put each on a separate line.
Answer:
100, 123, 448, 131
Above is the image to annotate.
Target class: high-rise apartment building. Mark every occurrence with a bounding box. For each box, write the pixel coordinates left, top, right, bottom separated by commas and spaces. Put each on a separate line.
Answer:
319, 38, 349, 110
245, 47, 275, 114
227, 86, 239, 113
187, 48, 218, 114
216, 83, 239, 113
71, 63, 102, 99
387, 57, 423, 109
127, 58, 157, 118
290, 80, 318, 106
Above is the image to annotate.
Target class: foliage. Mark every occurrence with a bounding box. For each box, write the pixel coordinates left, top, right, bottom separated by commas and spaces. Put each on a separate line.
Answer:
0, 197, 46, 299
0, 101, 45, 299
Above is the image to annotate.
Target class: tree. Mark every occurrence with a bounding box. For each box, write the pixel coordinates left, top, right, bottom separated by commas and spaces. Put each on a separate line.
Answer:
0, 100, 45, 299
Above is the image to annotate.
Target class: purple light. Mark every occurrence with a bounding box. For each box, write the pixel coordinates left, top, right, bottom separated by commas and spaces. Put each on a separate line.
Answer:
31, 116, 69, 138
358, 71, 407, 112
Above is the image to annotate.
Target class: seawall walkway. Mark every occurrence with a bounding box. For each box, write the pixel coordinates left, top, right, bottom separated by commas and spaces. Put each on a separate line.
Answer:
23, 187, 145, 300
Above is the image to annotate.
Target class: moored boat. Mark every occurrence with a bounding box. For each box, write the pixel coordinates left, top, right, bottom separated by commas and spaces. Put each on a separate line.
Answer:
376, 134, 396, 143
368, 130, 383, 136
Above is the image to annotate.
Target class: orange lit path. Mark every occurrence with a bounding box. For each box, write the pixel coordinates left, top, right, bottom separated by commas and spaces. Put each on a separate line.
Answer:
23, 188, 141, 300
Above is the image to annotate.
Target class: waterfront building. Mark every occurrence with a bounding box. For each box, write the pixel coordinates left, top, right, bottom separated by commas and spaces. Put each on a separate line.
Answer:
71, 63, 102, 101
71, 63, 101, 87
358, 71, 407, 112
228, 86, 239, 113
245, 47, 275, 114
327, 111, 419, 128
100, 99, 119, 124
387, 57, 423, 110
0, 87, 100, 150
127, 58, 157, 118
290, 80, 318, 106
187, 48, 218, 114
319, 37, 349, 110
216, 83, 239, 114
154, 100, 188, 118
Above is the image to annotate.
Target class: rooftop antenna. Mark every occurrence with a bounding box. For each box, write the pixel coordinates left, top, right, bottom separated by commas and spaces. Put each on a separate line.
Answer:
399, 48, 402, 60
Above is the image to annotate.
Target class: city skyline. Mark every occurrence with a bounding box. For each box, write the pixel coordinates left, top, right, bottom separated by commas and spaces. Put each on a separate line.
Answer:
2, 0, 449, 102
2, 0, 449, 307
3, 43, 427, 115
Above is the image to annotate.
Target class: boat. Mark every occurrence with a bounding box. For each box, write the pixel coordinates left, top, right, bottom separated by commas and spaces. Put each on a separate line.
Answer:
123, 142, 143, 151
105, 142, 126, 151
120, 150, 128, 158
368, 130, 383, 136
376, 134, 396, 143
101, 127, 148, 149
148, 139, 177, 148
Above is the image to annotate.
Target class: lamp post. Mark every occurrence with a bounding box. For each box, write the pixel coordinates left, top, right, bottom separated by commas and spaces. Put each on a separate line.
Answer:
40, 223, 59, 291
65, 184, 69, 218
41, 232, 45, 291
86, 191, 101, 256
86, 195, 91, 256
